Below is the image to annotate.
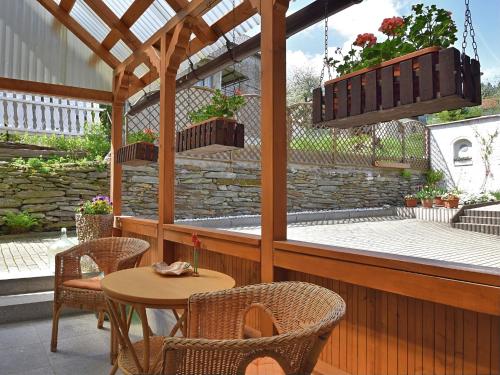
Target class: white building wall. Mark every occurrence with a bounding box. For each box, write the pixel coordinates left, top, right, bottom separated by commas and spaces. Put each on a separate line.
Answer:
429, 115, 500, 194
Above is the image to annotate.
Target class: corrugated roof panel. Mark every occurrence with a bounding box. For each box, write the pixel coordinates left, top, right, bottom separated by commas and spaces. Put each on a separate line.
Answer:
70, 0, 111, 43
134, 64, 149, 78
110, 39, 132, 62
0, 0, 111, 92
130, 0, 175, 43
103, 0, 134, 19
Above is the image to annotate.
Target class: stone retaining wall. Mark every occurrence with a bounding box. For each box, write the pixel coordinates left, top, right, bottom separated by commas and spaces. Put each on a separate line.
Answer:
0, 158, 423, 231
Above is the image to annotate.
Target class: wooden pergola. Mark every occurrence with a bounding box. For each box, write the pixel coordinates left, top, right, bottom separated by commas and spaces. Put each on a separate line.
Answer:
1, 1, 499, 374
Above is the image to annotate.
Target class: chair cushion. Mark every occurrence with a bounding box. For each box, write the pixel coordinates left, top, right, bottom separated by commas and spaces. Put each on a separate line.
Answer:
245, 357, 286, 375
62, 276, 102, 291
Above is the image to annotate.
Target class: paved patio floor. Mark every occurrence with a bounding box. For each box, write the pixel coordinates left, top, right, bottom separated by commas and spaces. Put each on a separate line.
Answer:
233, 217, 500, 270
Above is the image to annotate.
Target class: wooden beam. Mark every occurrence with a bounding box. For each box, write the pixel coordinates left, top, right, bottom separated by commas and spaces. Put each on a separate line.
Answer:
101, 0, 155, 51
60, 0, 76, 12
165, 0, 218, 44
83, 0, 159, 73
116, 0, 220, 73
0, 76, 112, 103
260, 0, 289, 282
110, 102, 123, 220
158, 21, 193, 261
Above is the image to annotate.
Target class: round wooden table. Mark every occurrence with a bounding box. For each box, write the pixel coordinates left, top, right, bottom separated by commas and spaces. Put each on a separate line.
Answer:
102, 266, 235, 375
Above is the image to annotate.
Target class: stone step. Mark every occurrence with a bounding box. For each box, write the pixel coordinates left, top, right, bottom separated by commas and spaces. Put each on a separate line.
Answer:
460, 216, 500, 225
464, 209, 500, 218
0, 291, 81, 324
0, 274, 54, 296
453, 222, 500, 236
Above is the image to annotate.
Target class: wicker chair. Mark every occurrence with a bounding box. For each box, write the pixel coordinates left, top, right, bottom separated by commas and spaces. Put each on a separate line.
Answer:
159, 281, 346, 375
51, 237, 150, 354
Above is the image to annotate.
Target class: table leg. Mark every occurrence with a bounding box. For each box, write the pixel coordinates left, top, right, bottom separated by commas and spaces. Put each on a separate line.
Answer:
169, 309, 187, 337
137, 306, 151, 373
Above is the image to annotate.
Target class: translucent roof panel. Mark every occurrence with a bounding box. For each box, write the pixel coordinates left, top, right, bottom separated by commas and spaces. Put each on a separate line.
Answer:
131, 0, 176, 43
70, 0, 111, 43
110, 40, 133, 62
103, 0, 135, 19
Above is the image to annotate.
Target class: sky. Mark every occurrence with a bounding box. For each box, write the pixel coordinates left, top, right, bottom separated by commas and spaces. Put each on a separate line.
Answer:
284, 0, 500, 84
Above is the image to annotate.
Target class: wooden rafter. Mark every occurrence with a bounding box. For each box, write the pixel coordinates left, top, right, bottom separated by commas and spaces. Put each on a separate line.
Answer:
83, 0, 159, 72
165, 0, 218, 44
116, 0, 222, 74
129, 0, 257, 97
60, 0, 76, 12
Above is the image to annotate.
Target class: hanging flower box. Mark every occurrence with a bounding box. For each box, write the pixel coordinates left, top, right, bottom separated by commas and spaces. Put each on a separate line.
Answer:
312, 46, 481, 129
176, 117, 244, 154
116, 142, 158, 166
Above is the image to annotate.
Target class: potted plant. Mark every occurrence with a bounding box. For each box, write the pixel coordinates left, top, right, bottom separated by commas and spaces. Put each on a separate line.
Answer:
176, 89, 245, 153
75, 195, 113, 243
3, 211, 39, 234
416, 187, 435, 208
312, 4, 480, 128
404, 194, 418, 208
117, 128, 159, 166
442, 191, 460, 209
433, 187, 446, 207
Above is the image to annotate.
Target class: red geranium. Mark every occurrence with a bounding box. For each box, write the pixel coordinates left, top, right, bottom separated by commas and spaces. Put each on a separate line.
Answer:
379, 16, 405, 36
353, 33, 377, 48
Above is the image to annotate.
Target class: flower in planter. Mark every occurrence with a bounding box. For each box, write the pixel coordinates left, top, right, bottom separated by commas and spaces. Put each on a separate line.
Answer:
379, 17, 405, 36
416, 186, 435, 200
127, 128, 158, 144
353, 33, 377, 48
77, 195, 113, 215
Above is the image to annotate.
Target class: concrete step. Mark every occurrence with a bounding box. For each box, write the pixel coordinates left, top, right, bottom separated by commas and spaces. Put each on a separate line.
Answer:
453, 222, 500, 236
464, 209, 500, 218
460, 216, 500, 225
0, 291, 82, 324
0, 274, 54, 296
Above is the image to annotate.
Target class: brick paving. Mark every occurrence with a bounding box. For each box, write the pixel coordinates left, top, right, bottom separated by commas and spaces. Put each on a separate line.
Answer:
232, 217, 500, 270
0, 232, 77, 276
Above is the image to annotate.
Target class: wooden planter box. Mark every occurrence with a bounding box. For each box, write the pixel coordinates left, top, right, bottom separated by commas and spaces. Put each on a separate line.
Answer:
312, 47, 481, 129
176, 117, 244, 154
116, 142, 158, 166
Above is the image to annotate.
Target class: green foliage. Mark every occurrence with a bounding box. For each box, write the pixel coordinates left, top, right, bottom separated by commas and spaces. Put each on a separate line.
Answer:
188, 90, 246, 124
426, 107, 483, 124
3, 211, 39, 233
127, 129, 158, 144
329, 4, 457, 76
416, 186, 435, 200
424, 169, 444, 187
10, 156, 107, 174
0, 131, 21, 142
77, 195, 112, 215
400, 169, 412, 181
491, 191, 500, 201
13, 122, 110, 160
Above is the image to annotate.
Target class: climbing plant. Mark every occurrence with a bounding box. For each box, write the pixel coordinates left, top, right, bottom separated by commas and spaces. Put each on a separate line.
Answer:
473, 127, 499, 191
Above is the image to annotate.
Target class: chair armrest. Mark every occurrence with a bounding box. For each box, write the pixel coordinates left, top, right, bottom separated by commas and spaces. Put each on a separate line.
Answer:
54, 244, 87, 286
160, 335, 304, 375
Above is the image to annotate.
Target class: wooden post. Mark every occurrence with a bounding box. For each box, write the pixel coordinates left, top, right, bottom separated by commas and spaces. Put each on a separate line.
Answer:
110, 102, 123, 220
260, 0, 289, 283
158, 21, 193, 262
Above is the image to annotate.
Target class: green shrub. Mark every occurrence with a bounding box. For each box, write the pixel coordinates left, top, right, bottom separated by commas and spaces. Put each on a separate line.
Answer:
3, 211, 39, 233
400, 169, 412, 181
491, 191, 500, 201
424, 169, 444, 188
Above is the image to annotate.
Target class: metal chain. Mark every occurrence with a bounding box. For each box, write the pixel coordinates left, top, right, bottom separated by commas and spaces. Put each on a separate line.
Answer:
462, 0, 479, 61
319, 0, 332, 84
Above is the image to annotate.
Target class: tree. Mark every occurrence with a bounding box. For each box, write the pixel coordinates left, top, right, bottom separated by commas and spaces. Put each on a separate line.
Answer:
287, 67, 321, 104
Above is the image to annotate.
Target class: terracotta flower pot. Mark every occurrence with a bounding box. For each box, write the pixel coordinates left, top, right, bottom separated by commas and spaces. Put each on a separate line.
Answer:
404, 198, 418, 207
433, 196, 444, 207
75, 214, 113, 243
421, 199, 434, 208
443, 198, 459, 209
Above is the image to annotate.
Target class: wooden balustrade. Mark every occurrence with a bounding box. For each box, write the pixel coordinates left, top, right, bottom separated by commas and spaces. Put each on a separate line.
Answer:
116, 217, 500, 375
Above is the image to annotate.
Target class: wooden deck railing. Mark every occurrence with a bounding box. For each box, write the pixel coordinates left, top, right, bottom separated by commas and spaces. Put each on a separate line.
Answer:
116, 216, 500, 375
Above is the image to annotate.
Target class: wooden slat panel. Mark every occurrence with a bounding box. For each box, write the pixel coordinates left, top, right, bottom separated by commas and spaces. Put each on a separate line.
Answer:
399, 59, 414, 105
463, 310, 477, 375
350, 76, 362, 116
434, 304, 446, 374
438, 47, 461, 97
418, 53, 434, 101
336, 80, 348, 119
462, 55, 473, 102
324, 83, 334, 121
312, 87, 323, 123
364, 71, 377, 112
471, 59, 482, 104
381, 66, 394, 109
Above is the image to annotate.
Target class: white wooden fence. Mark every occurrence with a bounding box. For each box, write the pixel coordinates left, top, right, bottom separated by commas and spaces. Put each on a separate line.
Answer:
0, 91, 103, 136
